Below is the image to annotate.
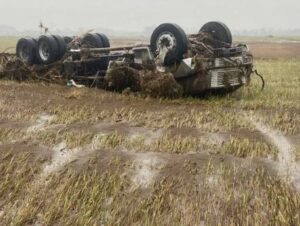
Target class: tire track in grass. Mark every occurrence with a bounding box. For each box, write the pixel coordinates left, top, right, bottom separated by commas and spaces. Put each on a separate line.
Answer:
40, 142, 83, 178
246, 113, 300, 191
27, 113, 54, 133
131, 152, 165, 189
39, 132, 104, 179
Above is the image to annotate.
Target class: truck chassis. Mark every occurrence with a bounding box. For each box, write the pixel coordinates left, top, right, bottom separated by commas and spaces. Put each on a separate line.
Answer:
1, 21, 258, 96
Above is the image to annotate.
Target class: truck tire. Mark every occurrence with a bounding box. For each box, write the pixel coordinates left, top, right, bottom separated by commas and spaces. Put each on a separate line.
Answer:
96, 33, 110, 48
36, 35, 59, 65
150, 23, 188, 64
52, 35, 67, 60
200, 21, 232, 48
96, 33, 110, 69
63, 36, 73, 45
16, 38, 38, 65
82, 33, 103, 48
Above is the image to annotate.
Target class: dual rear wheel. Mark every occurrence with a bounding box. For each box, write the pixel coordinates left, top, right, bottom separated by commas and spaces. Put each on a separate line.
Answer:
16, 38, 39, 65
82, 33, 110, 48
17, 35, 67, 65
150, 21, 233, 65
16, 33, 111, 65
37, 35, 66, 65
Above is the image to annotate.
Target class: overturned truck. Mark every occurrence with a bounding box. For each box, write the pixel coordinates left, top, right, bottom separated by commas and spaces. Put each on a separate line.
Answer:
6, 22, 256, 97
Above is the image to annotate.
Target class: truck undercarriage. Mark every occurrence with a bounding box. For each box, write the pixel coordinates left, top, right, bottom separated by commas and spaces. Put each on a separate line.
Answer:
0, 21, 259, 97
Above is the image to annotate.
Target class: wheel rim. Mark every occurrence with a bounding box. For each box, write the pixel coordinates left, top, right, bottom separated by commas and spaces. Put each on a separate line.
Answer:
156, 32, 177, 52
39, 41, 50, 61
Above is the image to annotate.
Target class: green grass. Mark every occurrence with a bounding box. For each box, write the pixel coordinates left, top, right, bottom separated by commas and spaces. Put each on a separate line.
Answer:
1, 157, 299, 226
0, 54, 299, 225
221, 137, 278, 159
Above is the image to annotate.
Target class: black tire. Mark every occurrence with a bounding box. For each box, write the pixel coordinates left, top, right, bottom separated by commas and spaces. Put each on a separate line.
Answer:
36, 35, 60, 65
82, 33, 103, 48
200, 21, 232, 48
52, 35, 67, 60
96, 33, 110, 48
63, 36, 73, 45
96, 33, 110, 69
150, 23, 188, 64
16, 38, 38, 65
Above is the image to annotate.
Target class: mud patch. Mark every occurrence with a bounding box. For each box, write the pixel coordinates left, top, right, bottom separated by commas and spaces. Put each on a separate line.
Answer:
206, 175, 221, 188
105, 66, 141, 92
105, 67, 183, 98
202, 132, 228, 146
27, 113, 54, 133
131, 153, 164, 189
0, 210, 4, 218
129, 128, 164, 145
0, 55, 65, 83
92, 122, 165, 145
0, 120, 31, 130
41, 142, 82, 177
139, 71, 183, 98
40, 133, 111, 178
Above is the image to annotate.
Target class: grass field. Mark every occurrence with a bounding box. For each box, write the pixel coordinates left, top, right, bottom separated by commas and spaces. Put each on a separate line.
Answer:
0, 36, 19, 53
0, 37, 300, 225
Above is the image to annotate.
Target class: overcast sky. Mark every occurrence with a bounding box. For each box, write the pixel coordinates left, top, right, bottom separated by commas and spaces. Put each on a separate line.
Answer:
0, 0, 299, 32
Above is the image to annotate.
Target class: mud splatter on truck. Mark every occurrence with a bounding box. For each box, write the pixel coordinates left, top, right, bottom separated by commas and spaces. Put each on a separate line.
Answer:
1, 22, 263, 97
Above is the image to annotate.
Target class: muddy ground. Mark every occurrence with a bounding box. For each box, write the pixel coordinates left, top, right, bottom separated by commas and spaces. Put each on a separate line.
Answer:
247, 41, 300, 59
0, 39, 299, 225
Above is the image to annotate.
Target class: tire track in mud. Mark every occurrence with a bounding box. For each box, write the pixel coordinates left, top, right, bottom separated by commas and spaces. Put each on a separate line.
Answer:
3, 113, 281, 221
129, 151, 165, 190
39, 133, 104, 180
26, 114, 54, 133
246, 113, 300, 191
41, 142, 86, 178
8, 111, 300, 193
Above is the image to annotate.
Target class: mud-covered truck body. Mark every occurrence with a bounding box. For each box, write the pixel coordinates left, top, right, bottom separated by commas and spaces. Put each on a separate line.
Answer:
5, 21, 254, 96
174, 54, 253, 95
149, 22, 253, 95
